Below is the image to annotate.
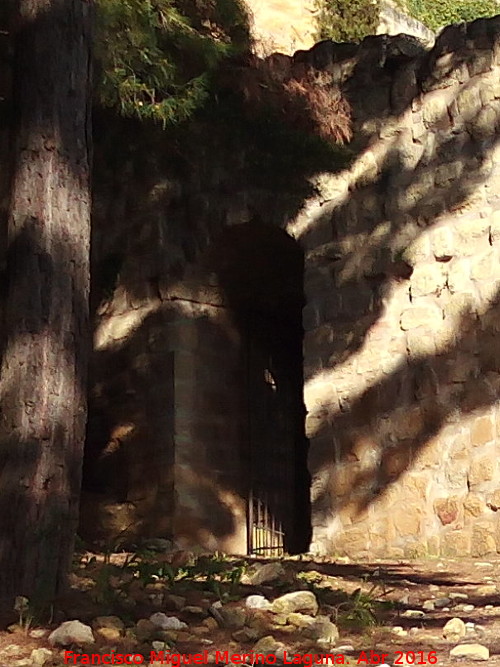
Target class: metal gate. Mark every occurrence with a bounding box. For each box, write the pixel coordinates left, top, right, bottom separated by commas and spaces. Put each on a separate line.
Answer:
246, 339, 294, 557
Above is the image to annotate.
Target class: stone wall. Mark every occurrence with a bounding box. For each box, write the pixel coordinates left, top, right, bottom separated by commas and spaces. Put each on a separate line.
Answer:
3, 6, 500, 560
78, 109, 311, 551
295, 18, 500, 558
378, 0, 435, 45
244, 0, 435, 57
244, 0, 317, 55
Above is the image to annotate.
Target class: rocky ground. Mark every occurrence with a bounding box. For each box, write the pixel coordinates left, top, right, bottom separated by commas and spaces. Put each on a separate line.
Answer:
1, 546, 500, 667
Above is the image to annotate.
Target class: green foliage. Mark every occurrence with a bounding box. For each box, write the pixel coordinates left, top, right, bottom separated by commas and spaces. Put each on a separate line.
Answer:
332, 582, 396, 631
94, 0, 251, 125
402, 0, 500, 31
314, 0, 499, 42
314, 0, 380, 43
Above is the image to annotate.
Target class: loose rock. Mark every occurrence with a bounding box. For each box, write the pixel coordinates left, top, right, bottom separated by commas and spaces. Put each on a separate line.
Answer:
271, 591, 318, 616
450, 644, 489, 661
302, 616, 339, 645
401, 610, 425, 619
242, 562, 286, 586
220, 606, 247, 630
149, 613, 187, 630
443, 618, 466, 641
164, 594, 186, 611
30, 648, 53, 666
434, 597, 451, 608
48, 620, 95, 647
246, 595, 272, 611
252, 636, 285, 659
92, 616, 125, 642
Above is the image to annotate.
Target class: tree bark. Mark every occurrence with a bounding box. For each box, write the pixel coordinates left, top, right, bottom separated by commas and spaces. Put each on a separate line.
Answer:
0, 0, 92, 606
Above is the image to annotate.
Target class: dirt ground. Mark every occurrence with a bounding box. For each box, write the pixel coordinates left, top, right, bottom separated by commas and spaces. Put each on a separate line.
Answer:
0, 555, 499, 667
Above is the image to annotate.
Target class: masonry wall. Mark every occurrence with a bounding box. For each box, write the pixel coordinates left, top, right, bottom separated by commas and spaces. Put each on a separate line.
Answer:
296, 18, 500, 558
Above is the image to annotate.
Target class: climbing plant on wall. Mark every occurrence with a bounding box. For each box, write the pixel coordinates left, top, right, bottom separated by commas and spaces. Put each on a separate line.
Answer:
403, 0, 500, 31
314, 0, 500, 43
94, 0, 251, 125
313, 0, 380, 42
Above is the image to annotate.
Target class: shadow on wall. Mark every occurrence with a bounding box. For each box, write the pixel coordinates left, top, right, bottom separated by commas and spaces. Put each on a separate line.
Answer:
81, 15, 500, 553
79, 35, 355, 549
296, 18, 500, 552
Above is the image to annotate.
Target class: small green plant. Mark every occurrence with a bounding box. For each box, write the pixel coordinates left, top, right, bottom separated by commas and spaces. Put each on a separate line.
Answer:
191, 553, 246, 601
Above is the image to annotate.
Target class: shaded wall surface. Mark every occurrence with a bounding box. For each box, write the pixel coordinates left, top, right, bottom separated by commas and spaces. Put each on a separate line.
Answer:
4, 11, 500, 559
79, 109, 311, 551
295, 18, 500, 558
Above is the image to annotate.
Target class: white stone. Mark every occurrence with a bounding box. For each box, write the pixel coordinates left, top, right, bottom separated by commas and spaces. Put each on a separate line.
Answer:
48, 620, 95, 647
245, 595, 272, 610
29, 629, 47, 638
449, 644, 489, 661
149, 613, 187, 630
30, 648, 53, 666
443, 617, 467, 641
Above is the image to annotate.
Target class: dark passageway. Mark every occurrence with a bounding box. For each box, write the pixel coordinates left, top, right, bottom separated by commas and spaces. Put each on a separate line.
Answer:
209, 221, 311, 555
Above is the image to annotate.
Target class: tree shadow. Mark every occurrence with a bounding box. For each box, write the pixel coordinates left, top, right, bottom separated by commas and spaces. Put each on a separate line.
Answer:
84, 16, 500, 553
299, 18, 500, 549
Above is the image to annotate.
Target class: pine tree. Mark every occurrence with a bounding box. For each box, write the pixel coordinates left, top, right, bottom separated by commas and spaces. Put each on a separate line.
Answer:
0, 0, 92, 606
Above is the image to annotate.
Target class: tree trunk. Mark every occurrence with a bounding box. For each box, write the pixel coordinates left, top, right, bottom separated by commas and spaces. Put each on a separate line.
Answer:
0, 0, 92, 606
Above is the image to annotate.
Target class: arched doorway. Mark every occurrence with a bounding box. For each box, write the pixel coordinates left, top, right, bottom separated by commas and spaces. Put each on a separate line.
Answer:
206, 221, 311, 555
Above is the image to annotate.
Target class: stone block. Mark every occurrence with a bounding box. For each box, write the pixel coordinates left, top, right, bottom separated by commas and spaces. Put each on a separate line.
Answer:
434, 497, 461, 526
463, 494, 485, 519
490, 209, 500, 243
468, 50, 494, 77
404, 541, 428, 559
442, 530, 471, 556
427, 535, 440, 556
435, 161, 463, 188
303, 304, 321, 331
335, 527, 369, 554
471, 523, 497, 557
453, 85, 482, 118
330, 464, 360, 498
445, 458, 469, 491
487, 489, 500, 511
447, 258, 472, 293
406, 326, 438, 357
471, 249, 499, 283
468, 456, 496, 486
400, 303, 442, 330
381, 447, 412, 481
431, 226, 455, 261
470, 415, 495, 447
410, 263, 447, 297
469, 105, 498, 140
456, 212, 491, 239
414, 439, 441, 469
392, 504, 423, 537
422, 90, 451, 126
